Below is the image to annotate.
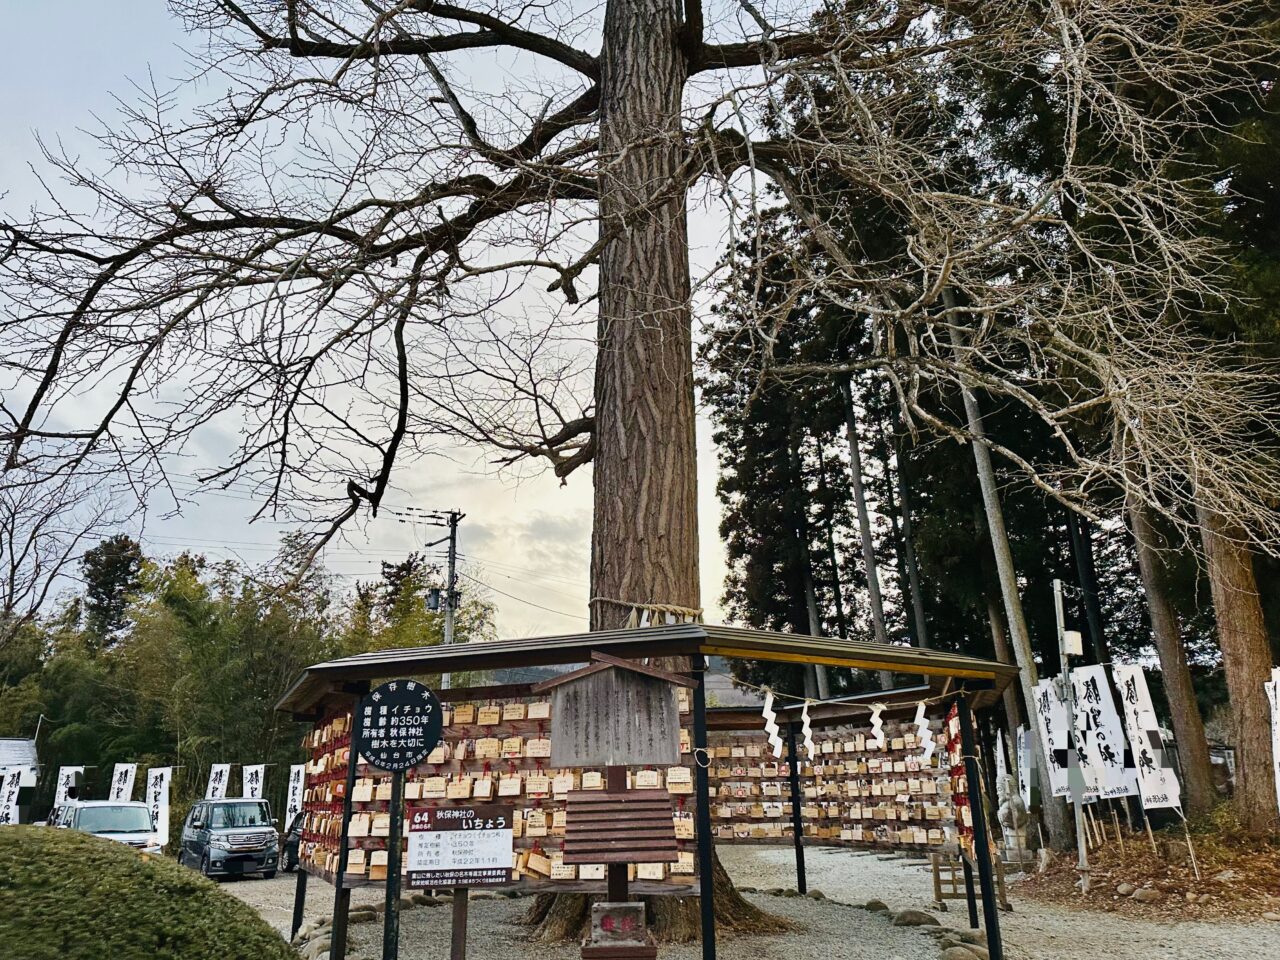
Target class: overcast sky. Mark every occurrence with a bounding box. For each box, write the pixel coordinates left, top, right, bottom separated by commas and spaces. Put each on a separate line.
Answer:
0, 2, 732, 637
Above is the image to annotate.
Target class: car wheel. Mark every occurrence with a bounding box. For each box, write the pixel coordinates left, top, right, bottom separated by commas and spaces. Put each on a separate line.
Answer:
200, 853, 220, 881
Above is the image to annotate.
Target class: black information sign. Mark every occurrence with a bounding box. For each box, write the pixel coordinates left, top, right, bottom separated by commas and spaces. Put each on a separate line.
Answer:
356, 679, 444, 772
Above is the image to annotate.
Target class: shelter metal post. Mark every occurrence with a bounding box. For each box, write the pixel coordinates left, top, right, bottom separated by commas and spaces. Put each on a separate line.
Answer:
691, 655, 717, 960
957, 692, 1004, 960
961, 857, 979, 929
291, 866, 308, 941
331, 687, 366, 960
784, 722, 807, 895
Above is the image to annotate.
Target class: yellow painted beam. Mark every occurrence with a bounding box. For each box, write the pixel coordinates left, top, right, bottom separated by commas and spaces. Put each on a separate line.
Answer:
700, 645, 1002, 681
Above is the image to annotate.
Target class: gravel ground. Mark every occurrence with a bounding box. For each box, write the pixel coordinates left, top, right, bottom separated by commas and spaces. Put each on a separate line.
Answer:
225, 847, 1278, 960
716, 845, 1280, 960
343, 893, 937, 960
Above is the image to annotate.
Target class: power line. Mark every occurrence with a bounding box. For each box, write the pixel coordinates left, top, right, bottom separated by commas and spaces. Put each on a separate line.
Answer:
456, 571, 586, 622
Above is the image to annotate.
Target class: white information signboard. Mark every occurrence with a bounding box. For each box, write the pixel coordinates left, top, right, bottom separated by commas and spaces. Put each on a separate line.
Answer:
406, 804, 513, 888
1266, 667, 1280, 817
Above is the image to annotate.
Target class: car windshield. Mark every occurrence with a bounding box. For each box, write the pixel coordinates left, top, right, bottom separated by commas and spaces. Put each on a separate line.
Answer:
210, 801, 271, 828
78, 805, 153, 834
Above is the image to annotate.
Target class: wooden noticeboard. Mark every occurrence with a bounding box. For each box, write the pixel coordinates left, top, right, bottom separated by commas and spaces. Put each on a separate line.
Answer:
537, 653, 691, 768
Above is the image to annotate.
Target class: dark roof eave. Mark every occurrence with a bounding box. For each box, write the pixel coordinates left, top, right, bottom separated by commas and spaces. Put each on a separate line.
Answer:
276, 623, 1018, 716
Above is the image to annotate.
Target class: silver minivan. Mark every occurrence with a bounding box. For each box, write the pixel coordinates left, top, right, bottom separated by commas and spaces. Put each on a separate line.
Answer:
178, 798, 279, 880
57, 800, 164, 854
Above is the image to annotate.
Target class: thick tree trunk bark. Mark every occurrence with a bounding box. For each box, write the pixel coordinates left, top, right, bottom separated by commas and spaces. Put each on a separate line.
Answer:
1195, 499, 1277, 833
840, 380, 891, 646
876, 412, 931, 647
945, 303, 1072, 849
816, 447, 851, 641
840, 378, 893, 689
539, 0, 786, 942
1126, 497, 1216, 819
590, 0, 698, 632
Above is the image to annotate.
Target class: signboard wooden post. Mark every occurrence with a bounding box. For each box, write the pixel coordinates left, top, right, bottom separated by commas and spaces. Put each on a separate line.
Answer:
354, 679, 444, 960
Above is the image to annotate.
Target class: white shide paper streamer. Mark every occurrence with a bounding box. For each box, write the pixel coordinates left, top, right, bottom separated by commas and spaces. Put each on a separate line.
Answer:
914, 702, 935, 764
761, 688, 785, 759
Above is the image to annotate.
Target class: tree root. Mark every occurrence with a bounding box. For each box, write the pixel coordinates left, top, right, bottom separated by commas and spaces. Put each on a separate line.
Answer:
523, 856, 792, 943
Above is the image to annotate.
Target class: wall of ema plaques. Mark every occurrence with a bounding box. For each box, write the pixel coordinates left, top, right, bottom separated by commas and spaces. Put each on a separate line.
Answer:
298, 689, 699, 889
298, 692, 960, 890
707, 718, 957, 848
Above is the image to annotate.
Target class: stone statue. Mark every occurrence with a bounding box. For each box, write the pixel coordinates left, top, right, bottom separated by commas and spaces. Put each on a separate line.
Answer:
996, 773, 1031, 864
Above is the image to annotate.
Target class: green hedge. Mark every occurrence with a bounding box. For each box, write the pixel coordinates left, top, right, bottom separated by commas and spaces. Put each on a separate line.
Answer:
0, 826, 297, 960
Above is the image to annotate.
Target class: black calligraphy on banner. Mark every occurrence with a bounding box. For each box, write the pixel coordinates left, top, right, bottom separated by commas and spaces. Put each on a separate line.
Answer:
356, 679, 444, 772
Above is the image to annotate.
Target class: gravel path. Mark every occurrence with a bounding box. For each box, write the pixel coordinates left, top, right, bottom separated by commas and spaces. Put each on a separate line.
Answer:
225, 846, 1278, 960
716, 845, 1279, 960
343, 893, 937, 960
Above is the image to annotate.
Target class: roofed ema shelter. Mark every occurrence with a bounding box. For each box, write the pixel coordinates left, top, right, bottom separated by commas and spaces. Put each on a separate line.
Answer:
277, 623, 1019, 960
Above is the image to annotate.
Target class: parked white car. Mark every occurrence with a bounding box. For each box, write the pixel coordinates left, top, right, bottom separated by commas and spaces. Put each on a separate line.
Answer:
56, 800, 164, 854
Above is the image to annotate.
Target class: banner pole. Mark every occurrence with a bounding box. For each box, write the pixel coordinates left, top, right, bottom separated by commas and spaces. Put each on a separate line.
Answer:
1182, 818, 1201, 882
1143, 813, 1158, 854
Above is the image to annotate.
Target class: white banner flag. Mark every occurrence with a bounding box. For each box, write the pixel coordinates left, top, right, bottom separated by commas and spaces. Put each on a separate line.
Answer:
206, 763, 231, 799
1015, 726, 1034, 808
54, 766, 84, 806
1071, 665, 1139, 799
145, 767, 173, 846
241, 764, 266, 799
1266, 667, 1280, 817
0, 766, 34, 824
109, 762, 137, 802
1112, 665, 1181, 810
286, 764, 306, 827
1032, 679, 1072, 797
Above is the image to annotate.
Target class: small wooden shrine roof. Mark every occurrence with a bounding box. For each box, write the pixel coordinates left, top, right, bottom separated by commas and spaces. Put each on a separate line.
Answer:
277, 623, 1017, 717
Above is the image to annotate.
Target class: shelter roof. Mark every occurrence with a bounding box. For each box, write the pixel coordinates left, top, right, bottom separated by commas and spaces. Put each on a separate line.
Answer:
277, 623, 1017, 716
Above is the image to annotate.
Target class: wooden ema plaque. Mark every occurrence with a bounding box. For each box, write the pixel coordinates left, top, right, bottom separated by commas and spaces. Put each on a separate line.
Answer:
562, 789, 679, 864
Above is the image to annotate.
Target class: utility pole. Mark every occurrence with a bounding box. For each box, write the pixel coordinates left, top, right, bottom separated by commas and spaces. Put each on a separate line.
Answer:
440, 509, 463, 690
1054, 578, 1090, 893
443, 509, 461, 649
403, 507, 465, 689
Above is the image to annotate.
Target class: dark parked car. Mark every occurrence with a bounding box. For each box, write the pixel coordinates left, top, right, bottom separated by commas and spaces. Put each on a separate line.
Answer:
281, 811, 304, 872
178, 798, 279, 880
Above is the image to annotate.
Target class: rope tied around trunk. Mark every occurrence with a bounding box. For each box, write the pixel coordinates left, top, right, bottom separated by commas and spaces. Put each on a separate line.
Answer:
588, 595, 703, 627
